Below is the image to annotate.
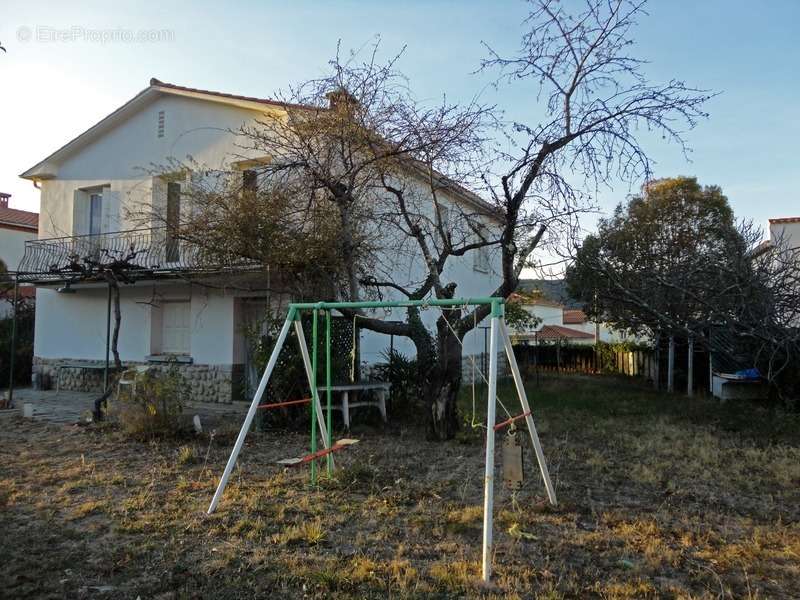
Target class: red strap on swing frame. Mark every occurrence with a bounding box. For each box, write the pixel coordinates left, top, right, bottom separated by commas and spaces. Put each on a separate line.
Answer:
493, 410, 532, 431
257, 397, 312, 410
285, 442, 350, 466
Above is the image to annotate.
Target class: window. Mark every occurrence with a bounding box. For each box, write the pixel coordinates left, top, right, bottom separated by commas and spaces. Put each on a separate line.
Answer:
436, 204, 450, 227
157, 110, 165, 138
89, 192, 103, 235
243, 169, 258, 196
165, 181, 180, 262
161, 301, 190, 354
473, 225, 490, 273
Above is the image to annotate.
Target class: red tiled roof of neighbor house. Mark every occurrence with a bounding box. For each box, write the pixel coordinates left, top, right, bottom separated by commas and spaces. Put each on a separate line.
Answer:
0, 286, 35, 299
0, 207, 39, 229
562, 309, 588, 324
0, 194, 38, 231
769, 217, 800, 224
536, 325, 594, 340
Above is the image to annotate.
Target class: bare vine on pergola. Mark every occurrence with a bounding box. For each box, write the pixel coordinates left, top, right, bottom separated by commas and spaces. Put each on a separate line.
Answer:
52, 244, 147, 415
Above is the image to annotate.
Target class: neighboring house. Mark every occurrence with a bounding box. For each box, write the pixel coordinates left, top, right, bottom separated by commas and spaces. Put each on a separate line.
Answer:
18, 79, 502, 402
0, 193, 38, 316
750, 215, 800, 331
508, 291, 638, 346
752, 217, 800, 255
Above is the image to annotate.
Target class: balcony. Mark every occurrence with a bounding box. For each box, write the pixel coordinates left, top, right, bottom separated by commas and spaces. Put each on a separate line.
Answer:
17, 228, 253, 283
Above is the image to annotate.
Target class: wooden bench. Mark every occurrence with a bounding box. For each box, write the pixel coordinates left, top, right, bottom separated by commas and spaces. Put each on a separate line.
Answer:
316, 382, 390, 429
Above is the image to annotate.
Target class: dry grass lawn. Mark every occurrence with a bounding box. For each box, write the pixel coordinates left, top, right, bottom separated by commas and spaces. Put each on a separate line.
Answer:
0, 376, 798, 599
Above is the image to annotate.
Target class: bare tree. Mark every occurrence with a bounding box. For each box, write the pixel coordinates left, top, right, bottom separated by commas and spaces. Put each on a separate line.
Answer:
154, 0, 713, 438
148, 44, 500, 438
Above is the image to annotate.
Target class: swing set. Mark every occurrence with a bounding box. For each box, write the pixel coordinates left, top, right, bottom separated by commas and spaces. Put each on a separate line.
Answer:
207, 297, 557, 583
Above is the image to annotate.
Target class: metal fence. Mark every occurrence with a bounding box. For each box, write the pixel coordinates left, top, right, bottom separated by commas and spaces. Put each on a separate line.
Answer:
17, 228, 253, 283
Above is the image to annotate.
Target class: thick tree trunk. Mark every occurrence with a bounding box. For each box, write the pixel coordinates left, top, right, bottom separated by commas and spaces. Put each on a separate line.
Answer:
427, 320, 463, 440
94, 279, 122, 420
405, 307, 463, 440
110, 282, 122, 370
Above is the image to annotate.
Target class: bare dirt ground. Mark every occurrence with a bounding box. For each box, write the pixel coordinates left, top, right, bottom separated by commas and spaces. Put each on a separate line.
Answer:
1, 376, 798, 599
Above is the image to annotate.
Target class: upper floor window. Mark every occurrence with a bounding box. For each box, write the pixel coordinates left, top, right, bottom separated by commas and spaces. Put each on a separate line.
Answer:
243, 169, 258, 196
74, 186, 111, 237
436, 204, 450, 227
89, 192, 103, 236
473, 225, 490, 273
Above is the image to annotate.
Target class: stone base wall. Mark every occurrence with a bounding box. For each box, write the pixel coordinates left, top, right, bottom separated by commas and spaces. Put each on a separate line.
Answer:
33, 357, 244, 404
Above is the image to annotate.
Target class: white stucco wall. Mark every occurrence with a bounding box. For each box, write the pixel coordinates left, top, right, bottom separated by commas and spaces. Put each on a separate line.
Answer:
770, 221, 800, 249
37, 94, 276, 239
0, 226, 37, 271
528, 304, 564, 329
34, 282, 238, 365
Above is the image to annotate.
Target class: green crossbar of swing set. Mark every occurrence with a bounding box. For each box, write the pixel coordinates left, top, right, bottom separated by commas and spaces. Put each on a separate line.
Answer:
288, 297, 505, 484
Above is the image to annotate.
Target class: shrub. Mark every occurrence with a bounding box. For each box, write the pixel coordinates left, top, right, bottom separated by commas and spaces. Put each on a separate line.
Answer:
111, 363, 188, 439
371, 349, 421, 418
0, 301, 35, 389
243, 310, 357, 430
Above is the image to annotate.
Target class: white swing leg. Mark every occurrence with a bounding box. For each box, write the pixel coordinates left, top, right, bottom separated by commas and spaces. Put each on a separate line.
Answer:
500, 320, 557, 506
207, 313, 295, 514
294, 320, 334, 468
481, 315, 500, 583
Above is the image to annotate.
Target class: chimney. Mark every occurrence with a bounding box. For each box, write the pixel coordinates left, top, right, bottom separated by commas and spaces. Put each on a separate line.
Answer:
0, 193, 9, 209
326, 87, 357, 111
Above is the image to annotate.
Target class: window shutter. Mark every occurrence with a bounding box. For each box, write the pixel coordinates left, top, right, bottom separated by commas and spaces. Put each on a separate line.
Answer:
151, 177, 167, 225
101, 187, 121, 233
72, 189, 88, 236
162, 301, 191, 354
151, 177, 167, 259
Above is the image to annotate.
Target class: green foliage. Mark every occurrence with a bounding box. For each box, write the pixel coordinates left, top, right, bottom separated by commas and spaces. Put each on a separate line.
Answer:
0, 301, 35, 388
242, 310, 356, 429
567, 177, 746, 334
595, 341, 650, 374
371, 349, 421, 418
504, 300, 542, 331
111, 363, 188, 439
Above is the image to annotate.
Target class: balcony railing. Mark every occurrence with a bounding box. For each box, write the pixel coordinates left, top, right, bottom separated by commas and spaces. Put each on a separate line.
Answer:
17, 228, 253, 283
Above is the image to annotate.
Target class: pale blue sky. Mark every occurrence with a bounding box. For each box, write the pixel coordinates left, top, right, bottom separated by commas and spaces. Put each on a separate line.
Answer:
1, 0, 798, 235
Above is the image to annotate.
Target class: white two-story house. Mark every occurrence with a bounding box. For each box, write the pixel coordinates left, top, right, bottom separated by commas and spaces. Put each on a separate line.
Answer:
19, 78, 503, 402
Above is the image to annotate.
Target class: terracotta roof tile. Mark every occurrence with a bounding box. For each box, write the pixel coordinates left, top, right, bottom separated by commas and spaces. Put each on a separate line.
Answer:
0, 207, 38, 229
536, 324, 594, 340
563, 309, 588, 324
769, 217, 800, 224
